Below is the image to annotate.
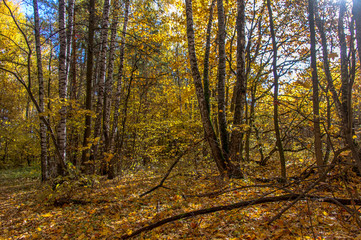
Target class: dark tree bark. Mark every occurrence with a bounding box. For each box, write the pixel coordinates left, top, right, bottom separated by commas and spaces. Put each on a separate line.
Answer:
203, 0, 216, 115
185, 0, 241, 178
57, 0, 68, 175
108, 0, 130, 179
91, 0, 111, 162
229, 0, 246, 163
266, 0, 286, 181
103, 0, 121, 155
338, 0, 361, 173
353, 0, 361, 64
308, 0, 323, 173
316, 0, 361, 173
216, 0, 229, 155
81, 0, 96, 173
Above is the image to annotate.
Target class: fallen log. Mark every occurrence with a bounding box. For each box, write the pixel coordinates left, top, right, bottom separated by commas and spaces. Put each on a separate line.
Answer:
119, 193, 361, 239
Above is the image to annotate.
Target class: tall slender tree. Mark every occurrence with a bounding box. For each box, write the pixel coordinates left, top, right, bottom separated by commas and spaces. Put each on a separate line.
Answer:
57, 0, 67, 175
229, 0, 246, 163
104, 0, 121, 154
216, 0, 229, 156
203, 0, 216, 116
33, 0, 48, 181
308, 0, 323, 173
185, 0, 242, 178
108, 0, 130, 179
266, 0, 286, 181
81, 0, 96, 173
92, 0, 111, 162
353, 0, 361, 64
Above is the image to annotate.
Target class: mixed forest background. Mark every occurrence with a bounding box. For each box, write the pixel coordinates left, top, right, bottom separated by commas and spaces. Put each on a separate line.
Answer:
1, 0, 361, 238
1, 0, 361, 181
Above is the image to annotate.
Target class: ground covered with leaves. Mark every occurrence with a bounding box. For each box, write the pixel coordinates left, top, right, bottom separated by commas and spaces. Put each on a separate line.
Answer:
1, 163, 361, 239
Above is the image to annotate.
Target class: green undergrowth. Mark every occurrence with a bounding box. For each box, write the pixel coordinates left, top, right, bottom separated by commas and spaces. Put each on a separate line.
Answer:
0, 165, 41, 180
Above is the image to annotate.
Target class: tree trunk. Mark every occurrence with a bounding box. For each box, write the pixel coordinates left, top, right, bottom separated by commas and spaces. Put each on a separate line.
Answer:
81, 0, 96, 173
33, 0, 48, 181
66, 0, 74, 77
338, 0, 361, 173
203, 0, 216, 115
353, 0, 361, 64
266, 0, 286, 181
104, 0, 121, 154
92, 0, 111, 161
108, 0, 130, 179
229, 0, 246, 163
185, 0, 240, 178
308, 0, 323, 173
316, 0, 361, 173
57, 0, 67, 175
216, 0, 229, 156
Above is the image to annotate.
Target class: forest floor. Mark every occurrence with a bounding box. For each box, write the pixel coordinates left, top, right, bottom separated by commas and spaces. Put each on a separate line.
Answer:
0, 162, 361, 240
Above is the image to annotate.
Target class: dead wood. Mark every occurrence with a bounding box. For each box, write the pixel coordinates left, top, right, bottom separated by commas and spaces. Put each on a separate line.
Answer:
139, 139, 204, 197
119, 193, 361, 239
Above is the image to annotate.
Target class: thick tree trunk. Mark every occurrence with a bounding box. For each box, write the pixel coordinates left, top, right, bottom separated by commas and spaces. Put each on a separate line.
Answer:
216, 0, 229, 156
266, 0, 286, 181
33, 0, 48, 181
308, 0, 323, 173
57, 0, 67, 175
81, 0, 96, 173
229, 0, 246, 163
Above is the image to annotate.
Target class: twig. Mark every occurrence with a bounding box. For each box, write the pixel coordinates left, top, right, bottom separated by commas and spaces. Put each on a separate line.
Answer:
139, 139, 204, 197
268, 147, 348, 224
183, 184, 274, 198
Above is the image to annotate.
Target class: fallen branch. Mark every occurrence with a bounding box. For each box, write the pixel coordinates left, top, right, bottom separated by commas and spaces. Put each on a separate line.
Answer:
268, 147, 348, 224
119, 193, 361, 239
139, 139, 204, 197
183, 184, 274, 198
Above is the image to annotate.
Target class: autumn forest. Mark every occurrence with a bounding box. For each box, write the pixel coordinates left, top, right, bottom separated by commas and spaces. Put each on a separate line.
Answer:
1, 0, 361, 238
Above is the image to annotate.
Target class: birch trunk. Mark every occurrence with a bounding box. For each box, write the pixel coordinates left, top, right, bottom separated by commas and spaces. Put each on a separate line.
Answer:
33, 0, 48, 181
92, 0, 111, 161
57, 0, 67, 175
